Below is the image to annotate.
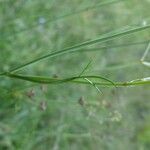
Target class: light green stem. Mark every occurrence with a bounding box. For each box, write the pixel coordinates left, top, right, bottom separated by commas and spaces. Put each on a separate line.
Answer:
8, 25, 150, 73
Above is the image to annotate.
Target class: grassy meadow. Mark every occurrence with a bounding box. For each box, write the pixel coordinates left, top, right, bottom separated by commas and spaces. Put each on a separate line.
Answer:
0, 0, 150, 149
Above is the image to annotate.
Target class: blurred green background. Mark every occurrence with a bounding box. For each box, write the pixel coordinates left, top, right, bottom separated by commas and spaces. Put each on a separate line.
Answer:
0, 0, 150, 149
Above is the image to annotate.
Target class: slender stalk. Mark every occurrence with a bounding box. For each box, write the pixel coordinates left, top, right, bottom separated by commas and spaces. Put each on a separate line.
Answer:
3, 73, 150, 87
0, 72, 6, 76
0, 40, 148, 77
85, 40, 149, 52
141, 41, 150, 61
8, 25, 150, 73
71, 79, 150, 87
5, 73, 115, 85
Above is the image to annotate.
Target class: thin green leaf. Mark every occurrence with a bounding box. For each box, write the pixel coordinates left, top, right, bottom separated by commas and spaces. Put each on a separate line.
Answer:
5, 73, 115, 86
9, 25, 150, 73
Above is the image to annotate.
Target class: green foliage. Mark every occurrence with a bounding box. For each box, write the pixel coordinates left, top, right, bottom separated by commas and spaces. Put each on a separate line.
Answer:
0, 0, 150, 150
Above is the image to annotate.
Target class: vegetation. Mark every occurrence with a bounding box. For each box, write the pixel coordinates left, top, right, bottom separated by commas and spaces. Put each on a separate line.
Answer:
0, 0, 150, 149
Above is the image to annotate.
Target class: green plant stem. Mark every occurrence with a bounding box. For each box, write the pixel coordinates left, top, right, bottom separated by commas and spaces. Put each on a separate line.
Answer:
0, 40, 148, 76
85, 40, 149, 52
0, 40, 148, 77
2, 73, 150, 87
71, 80, 150, 87
8, 25, 150, 73
0, 72, 6, 76
4, 73, 115, 85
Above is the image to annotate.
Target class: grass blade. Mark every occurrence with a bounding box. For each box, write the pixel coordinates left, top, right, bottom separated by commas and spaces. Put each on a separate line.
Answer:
9, 24, 150, 73
5, 73, 115, 86
4, 73, 150, 87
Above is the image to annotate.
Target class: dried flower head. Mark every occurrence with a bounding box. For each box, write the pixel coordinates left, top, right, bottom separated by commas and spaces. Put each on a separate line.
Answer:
39, 101, 47, 111
40, 84, 48, 93
26, 89, 35, 99
78, 96, 85, 106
